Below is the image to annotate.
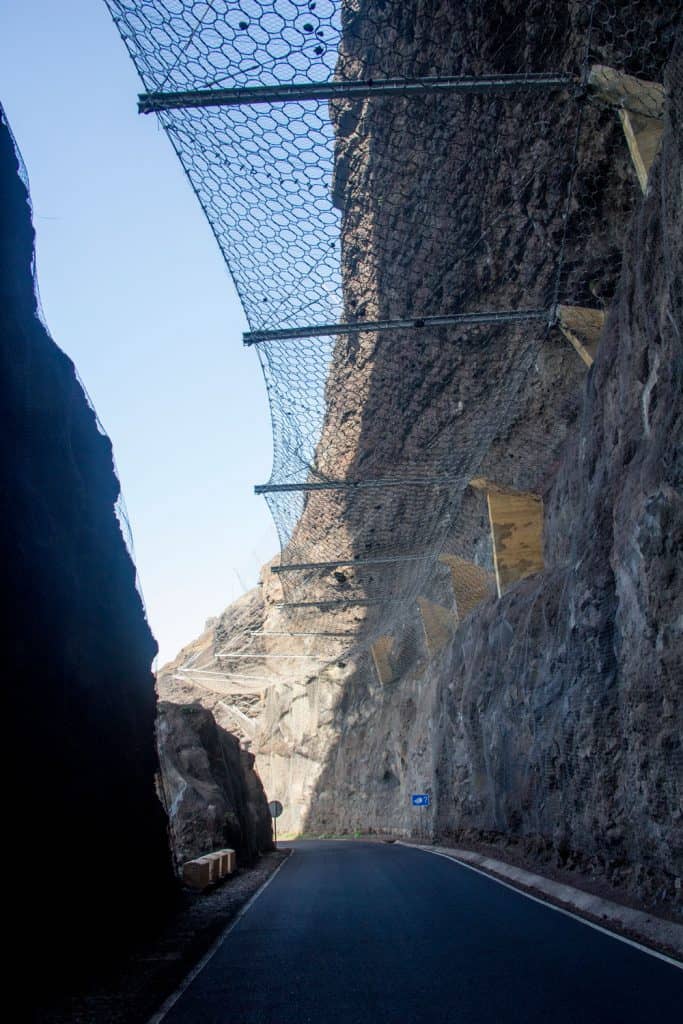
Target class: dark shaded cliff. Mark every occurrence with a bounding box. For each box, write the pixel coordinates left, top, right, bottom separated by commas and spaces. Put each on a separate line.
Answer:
249, 4, 682, 913
158, 701, 273, 866
295, 22, 682, 910
0, 105, 176, 993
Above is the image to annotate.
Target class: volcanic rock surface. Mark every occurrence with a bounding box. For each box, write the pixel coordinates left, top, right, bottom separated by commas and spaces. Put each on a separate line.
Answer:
166, 4, 681, 910
0, 103, 175, 990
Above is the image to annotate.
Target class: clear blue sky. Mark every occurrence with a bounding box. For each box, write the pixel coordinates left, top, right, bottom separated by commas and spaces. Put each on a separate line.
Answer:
0, 0, 278, 665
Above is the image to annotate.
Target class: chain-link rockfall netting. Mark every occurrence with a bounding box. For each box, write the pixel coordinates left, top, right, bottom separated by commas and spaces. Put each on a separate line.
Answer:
105, 1, 678, 670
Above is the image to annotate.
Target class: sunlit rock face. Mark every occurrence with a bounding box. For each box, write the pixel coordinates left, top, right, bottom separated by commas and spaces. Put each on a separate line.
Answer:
0, 104, 175, 989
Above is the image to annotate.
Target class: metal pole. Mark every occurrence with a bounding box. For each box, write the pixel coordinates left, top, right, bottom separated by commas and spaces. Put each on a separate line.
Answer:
271, 553, 431, 573
176, 670, 273, 682
139, 74, 574, 114
275, 598, 383, 609
243, 307, 550, 345
249, 630, 353, 638
255, 475, 463, 495
217, 653, 326, 659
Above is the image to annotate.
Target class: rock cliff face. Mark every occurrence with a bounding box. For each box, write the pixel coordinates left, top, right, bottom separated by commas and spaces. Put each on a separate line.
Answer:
256, 8, 683, 910
165, 6, 681, 911
157, 701, 272, 866
261, 24, 680, 907
0, 104, 176, 989
155, 590, 274, 864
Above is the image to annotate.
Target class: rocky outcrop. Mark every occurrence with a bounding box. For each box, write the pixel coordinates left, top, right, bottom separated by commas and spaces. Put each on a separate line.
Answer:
0, 103, 176, 992
157, 701, 272, 866
155, 590, 275, 863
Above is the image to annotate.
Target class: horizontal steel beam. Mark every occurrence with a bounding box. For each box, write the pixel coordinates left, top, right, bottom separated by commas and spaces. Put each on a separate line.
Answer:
217, 652, 325, 660
272, 553, 430, 573
177, 667, 227, 676
244, 308, 550, 345
275, 599, 382, 609
255, 475, 460, 494
175, 670, 272, 683
249, 630, 352, 638
139, 74, 573, 114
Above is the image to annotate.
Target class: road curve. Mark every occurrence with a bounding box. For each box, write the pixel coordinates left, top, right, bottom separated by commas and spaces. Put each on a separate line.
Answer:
162, 840, 682, 1023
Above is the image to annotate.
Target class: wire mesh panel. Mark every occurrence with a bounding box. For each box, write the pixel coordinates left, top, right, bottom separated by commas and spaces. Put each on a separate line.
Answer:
105, 1, 676, 655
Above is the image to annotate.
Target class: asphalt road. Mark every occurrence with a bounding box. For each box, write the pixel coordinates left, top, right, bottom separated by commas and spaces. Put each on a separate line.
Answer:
163, 840, 682, 1023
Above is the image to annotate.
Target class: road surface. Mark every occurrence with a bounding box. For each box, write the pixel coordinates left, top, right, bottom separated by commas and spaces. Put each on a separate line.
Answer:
162, 840, 682, 1023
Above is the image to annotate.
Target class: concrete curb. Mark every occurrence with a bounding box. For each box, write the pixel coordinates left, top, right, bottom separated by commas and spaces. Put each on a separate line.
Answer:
403, 843, 683, 967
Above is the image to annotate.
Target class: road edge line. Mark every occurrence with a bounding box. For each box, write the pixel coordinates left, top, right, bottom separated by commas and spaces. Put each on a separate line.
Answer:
147, 851, 294, 1024
399, 843, 682, 970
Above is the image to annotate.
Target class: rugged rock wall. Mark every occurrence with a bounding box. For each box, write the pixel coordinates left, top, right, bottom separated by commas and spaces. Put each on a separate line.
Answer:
163, 6, 681, 910
254, 6, 682, 911
295, 29, 683, 910
157, 701, 273, 866
155, 590, 274, 862
0, 104, 176, 988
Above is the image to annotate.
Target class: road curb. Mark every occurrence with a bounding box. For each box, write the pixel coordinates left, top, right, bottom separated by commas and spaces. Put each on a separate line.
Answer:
401, 842, 683, 968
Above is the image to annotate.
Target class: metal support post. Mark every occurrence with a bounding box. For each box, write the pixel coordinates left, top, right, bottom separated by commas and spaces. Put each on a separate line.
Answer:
244, 307, 550, 345
139, 75, 573, 114
275, 598, 383, 609
271, 553, 431, 573
255, 475, 461, 495
249, 630, 353, 638
217, 652, 327, 660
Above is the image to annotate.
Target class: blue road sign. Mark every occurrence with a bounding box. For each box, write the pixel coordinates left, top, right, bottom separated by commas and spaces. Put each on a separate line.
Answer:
412, 793, 430, 807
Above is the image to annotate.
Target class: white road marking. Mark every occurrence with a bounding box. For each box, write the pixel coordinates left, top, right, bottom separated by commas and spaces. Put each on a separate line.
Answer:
408, 844, 682, 971
147, 852, 294, 1024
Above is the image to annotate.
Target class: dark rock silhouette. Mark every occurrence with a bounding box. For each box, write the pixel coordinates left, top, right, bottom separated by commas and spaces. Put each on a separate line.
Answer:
0, 105, 176, 995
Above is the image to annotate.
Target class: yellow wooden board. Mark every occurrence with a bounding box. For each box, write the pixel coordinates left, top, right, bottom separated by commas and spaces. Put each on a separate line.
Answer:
417, 596, 457, 655
371, 635, 395, 685
486, 490, 544, 597
619, 109, 664, 192
588, 64, 664, 119
557, 305, 605, 367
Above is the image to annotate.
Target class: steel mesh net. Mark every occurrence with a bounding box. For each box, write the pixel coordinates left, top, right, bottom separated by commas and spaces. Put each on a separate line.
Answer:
105, 0, 678, 683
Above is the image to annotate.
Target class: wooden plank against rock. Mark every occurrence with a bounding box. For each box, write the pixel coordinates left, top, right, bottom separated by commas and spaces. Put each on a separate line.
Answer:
486, 490, 544, 597
557, 305, 606, 367
417, 596, 457, 655
438, 554, 493, 619
371, 635, 395, 685
469, 477, 536, 498
618, 109, 664, 193
588, 65, 664, 119
588, 65, 664, 192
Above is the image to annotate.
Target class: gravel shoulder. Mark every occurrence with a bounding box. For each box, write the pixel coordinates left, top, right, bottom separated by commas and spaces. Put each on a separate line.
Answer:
35, 850, 290, 1024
